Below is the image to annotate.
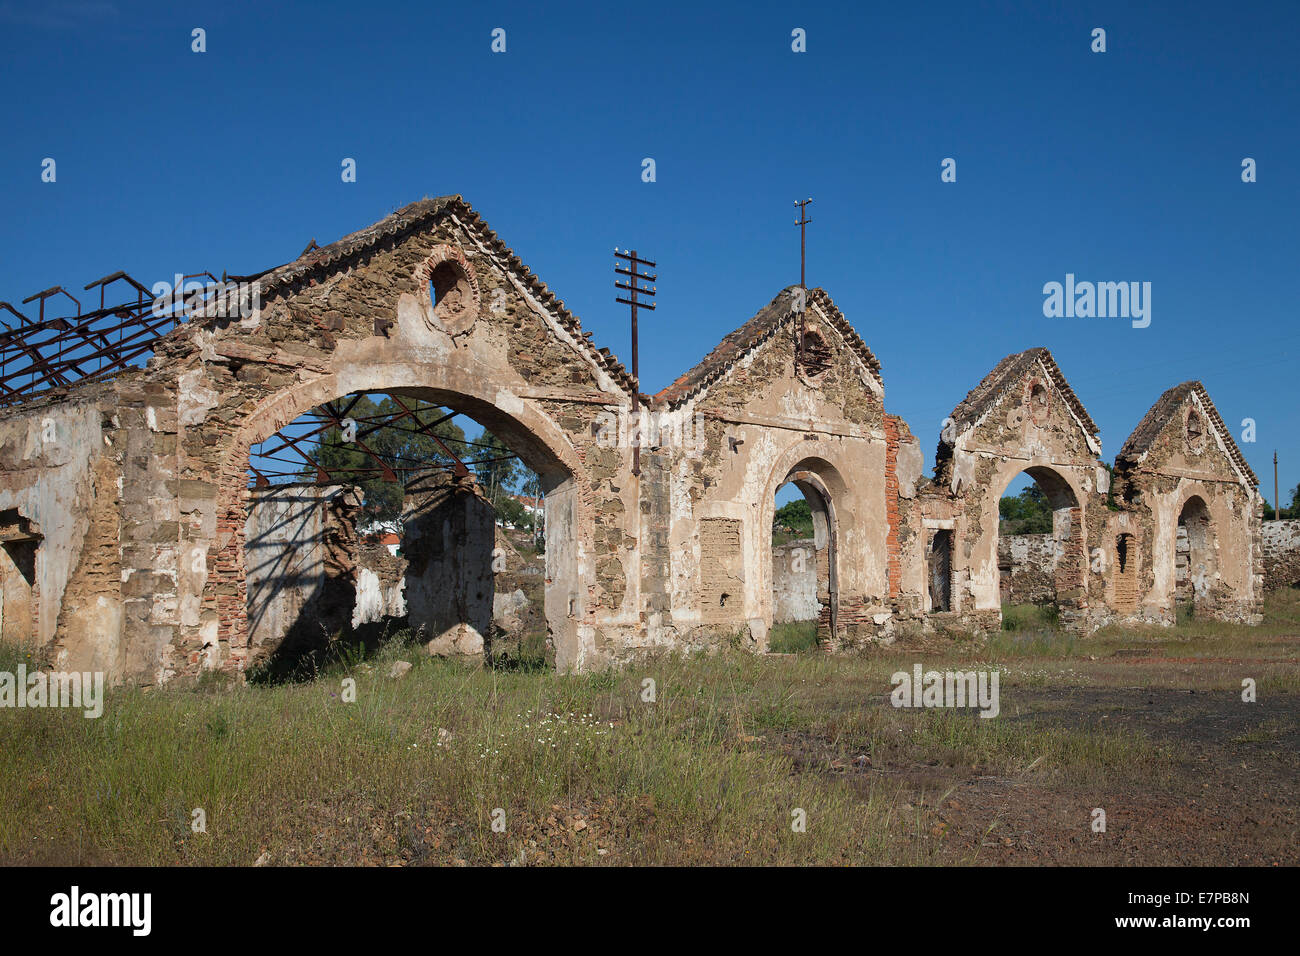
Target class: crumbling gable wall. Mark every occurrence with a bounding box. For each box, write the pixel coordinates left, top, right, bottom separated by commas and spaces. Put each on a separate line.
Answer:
923, 349, 1111, 632
176, 199, 650, 680
642, 288, 894, 654
1112, 383, 1262, 624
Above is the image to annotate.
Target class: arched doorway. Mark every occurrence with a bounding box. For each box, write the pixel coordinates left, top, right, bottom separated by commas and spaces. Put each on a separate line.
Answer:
768, 467, 838, 651
995, 465, 1084, 627
208, 374, 585, 679
1176, 495, 1218, 619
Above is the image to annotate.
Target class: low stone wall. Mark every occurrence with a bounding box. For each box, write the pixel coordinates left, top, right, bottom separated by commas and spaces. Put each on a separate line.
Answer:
997, 533, 1061, 605
402, 471, 495, 657
772, 538, 819, 622
1262, 519, 1300, 590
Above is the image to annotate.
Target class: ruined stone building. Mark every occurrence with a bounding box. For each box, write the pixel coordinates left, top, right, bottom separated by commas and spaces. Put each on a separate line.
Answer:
0, 196, 1264, 685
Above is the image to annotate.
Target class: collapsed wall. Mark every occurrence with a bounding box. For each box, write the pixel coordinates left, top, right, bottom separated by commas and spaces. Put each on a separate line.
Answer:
353, 531, 406, 628
244, 483, 361, 669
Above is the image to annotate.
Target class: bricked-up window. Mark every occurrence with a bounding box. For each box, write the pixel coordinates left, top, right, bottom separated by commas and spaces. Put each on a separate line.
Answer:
701, 518, 745, 624
1114, 533, 1138, 613
798, 328, 833, 379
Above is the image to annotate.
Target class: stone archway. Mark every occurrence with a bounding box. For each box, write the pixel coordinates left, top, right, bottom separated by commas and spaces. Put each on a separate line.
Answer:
769, 469, 839, 649
201, 362, 590, 676
984, 463, 1088, 627
760, 454, 856, 649
1176, 494, 1219, 617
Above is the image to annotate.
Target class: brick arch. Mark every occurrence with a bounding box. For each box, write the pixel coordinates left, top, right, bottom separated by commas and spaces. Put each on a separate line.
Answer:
199, 362, 591, 675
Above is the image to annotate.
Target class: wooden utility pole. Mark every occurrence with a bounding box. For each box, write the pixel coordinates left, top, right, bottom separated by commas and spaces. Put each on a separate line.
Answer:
614, 248, 656, 477
794, 198, 812, 356
1275, 450, 1280, 518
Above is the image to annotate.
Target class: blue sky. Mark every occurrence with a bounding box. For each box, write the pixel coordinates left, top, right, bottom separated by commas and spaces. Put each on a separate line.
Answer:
2, 0, 1296, 504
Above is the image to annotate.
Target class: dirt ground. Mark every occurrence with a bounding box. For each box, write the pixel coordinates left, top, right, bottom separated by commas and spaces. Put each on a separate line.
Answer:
828, 674, 1298, 866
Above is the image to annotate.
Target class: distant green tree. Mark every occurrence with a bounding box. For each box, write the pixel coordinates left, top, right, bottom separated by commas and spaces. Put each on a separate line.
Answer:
494, 494, 529, 529
1263, 484, 1300, 520
773, 498, 814, 542
999, 484, 1053, 534
472, 429, 522, 503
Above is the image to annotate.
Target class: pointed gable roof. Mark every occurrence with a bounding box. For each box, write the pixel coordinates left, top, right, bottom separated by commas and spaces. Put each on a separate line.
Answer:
652, 286, 882, 409
229, 195, 638, 396
1117, 381, 1258, 486
942, 346, 1099, 448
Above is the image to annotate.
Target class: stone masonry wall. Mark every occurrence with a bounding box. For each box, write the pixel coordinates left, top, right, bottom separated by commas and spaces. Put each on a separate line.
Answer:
1261, 519, 1300, 590
772, 538, 819, 622
998, 533, 1061, 604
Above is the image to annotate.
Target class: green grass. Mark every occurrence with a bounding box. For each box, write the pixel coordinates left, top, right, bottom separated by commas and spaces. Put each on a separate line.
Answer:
4, 591, 1295, 866
0, 633, 1181, 866
768, 620, 820, 654
1000, 603, 1060, 632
